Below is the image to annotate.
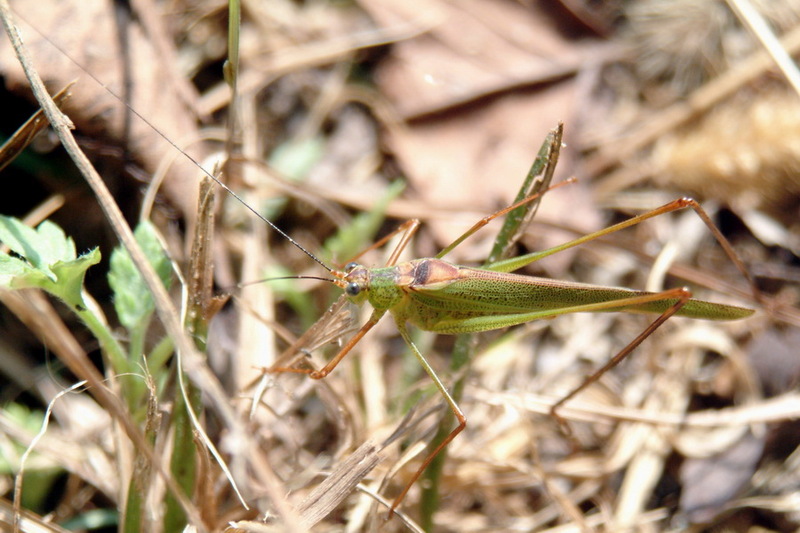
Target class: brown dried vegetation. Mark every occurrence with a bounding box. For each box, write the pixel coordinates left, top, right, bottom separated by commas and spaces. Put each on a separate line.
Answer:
0, 0, 798, 531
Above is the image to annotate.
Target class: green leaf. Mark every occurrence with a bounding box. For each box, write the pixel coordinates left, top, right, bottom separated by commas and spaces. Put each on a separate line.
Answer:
0, 216, 76, 280
257, 136, 326, 220
5, 250, 100, 308
47, 250, 102, 308
108, 220, 172, 330
61, 509, 118, 529
0, 253, 34, 283
0, 216, 99, 308
269, 136, 325, 181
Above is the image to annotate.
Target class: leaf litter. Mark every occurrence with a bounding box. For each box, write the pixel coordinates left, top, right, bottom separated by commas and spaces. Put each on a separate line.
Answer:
0, 0, 796, 531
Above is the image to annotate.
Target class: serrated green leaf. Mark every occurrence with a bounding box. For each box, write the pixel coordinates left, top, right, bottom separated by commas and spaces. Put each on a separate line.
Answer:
0, 216, 51, 278
0, 216, 98, 308
4, 249, 101, 308
48, 250, 102, 308
0, 253, 34, 285
0, 216, 76, 280
37, 219, 76, 265
108, 220, 172, 330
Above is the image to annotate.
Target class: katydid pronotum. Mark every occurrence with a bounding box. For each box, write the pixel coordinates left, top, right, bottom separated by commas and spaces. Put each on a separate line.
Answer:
4, 7, 759, 522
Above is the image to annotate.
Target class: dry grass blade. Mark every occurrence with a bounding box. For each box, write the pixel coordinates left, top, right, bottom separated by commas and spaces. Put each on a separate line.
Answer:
0, 83, 70, 173
227, 442, 388, 532
0, 498, 71, 533
186, 176, 222, 330
295, 441, 383, 529
727, 0, 800, 96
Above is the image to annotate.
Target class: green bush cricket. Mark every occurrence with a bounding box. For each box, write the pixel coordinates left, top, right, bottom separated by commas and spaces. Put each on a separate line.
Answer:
263, 182, 756, 514
9, 10, 759, 522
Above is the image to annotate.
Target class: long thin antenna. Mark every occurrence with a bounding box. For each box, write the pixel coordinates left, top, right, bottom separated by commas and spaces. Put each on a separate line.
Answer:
234, 275, 341, 290
19, 16, 334, 274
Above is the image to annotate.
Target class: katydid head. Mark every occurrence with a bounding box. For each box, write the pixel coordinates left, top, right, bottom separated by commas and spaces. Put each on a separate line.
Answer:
337, 262, 371, 305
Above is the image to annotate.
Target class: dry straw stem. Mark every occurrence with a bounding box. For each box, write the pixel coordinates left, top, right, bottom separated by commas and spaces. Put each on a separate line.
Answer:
0, 0, 203, 524
12, 382, 86, 526
728, 0, 800, 96
628, 3, 800, 221
0, 499, 72, 533
294, 441, 385, 529
0, 82, 71, 173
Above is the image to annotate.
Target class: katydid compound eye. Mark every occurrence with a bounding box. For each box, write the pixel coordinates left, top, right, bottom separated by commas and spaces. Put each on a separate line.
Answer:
345, 262, 359, 272
345, 282, 360, 296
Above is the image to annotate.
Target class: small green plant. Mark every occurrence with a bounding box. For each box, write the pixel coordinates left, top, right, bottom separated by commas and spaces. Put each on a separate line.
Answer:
0, 216, 178, 530
0, 215, 101, 310
0, 216, 171, 401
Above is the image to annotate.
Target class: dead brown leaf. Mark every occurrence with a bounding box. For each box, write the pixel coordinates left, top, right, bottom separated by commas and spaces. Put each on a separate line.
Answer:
363, 0, 590, 118
362, 0, 603, 254
0, 0, 204, 220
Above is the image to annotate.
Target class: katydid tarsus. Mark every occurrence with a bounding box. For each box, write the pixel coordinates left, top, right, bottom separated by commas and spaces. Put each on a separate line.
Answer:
8, 9, 759, 520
